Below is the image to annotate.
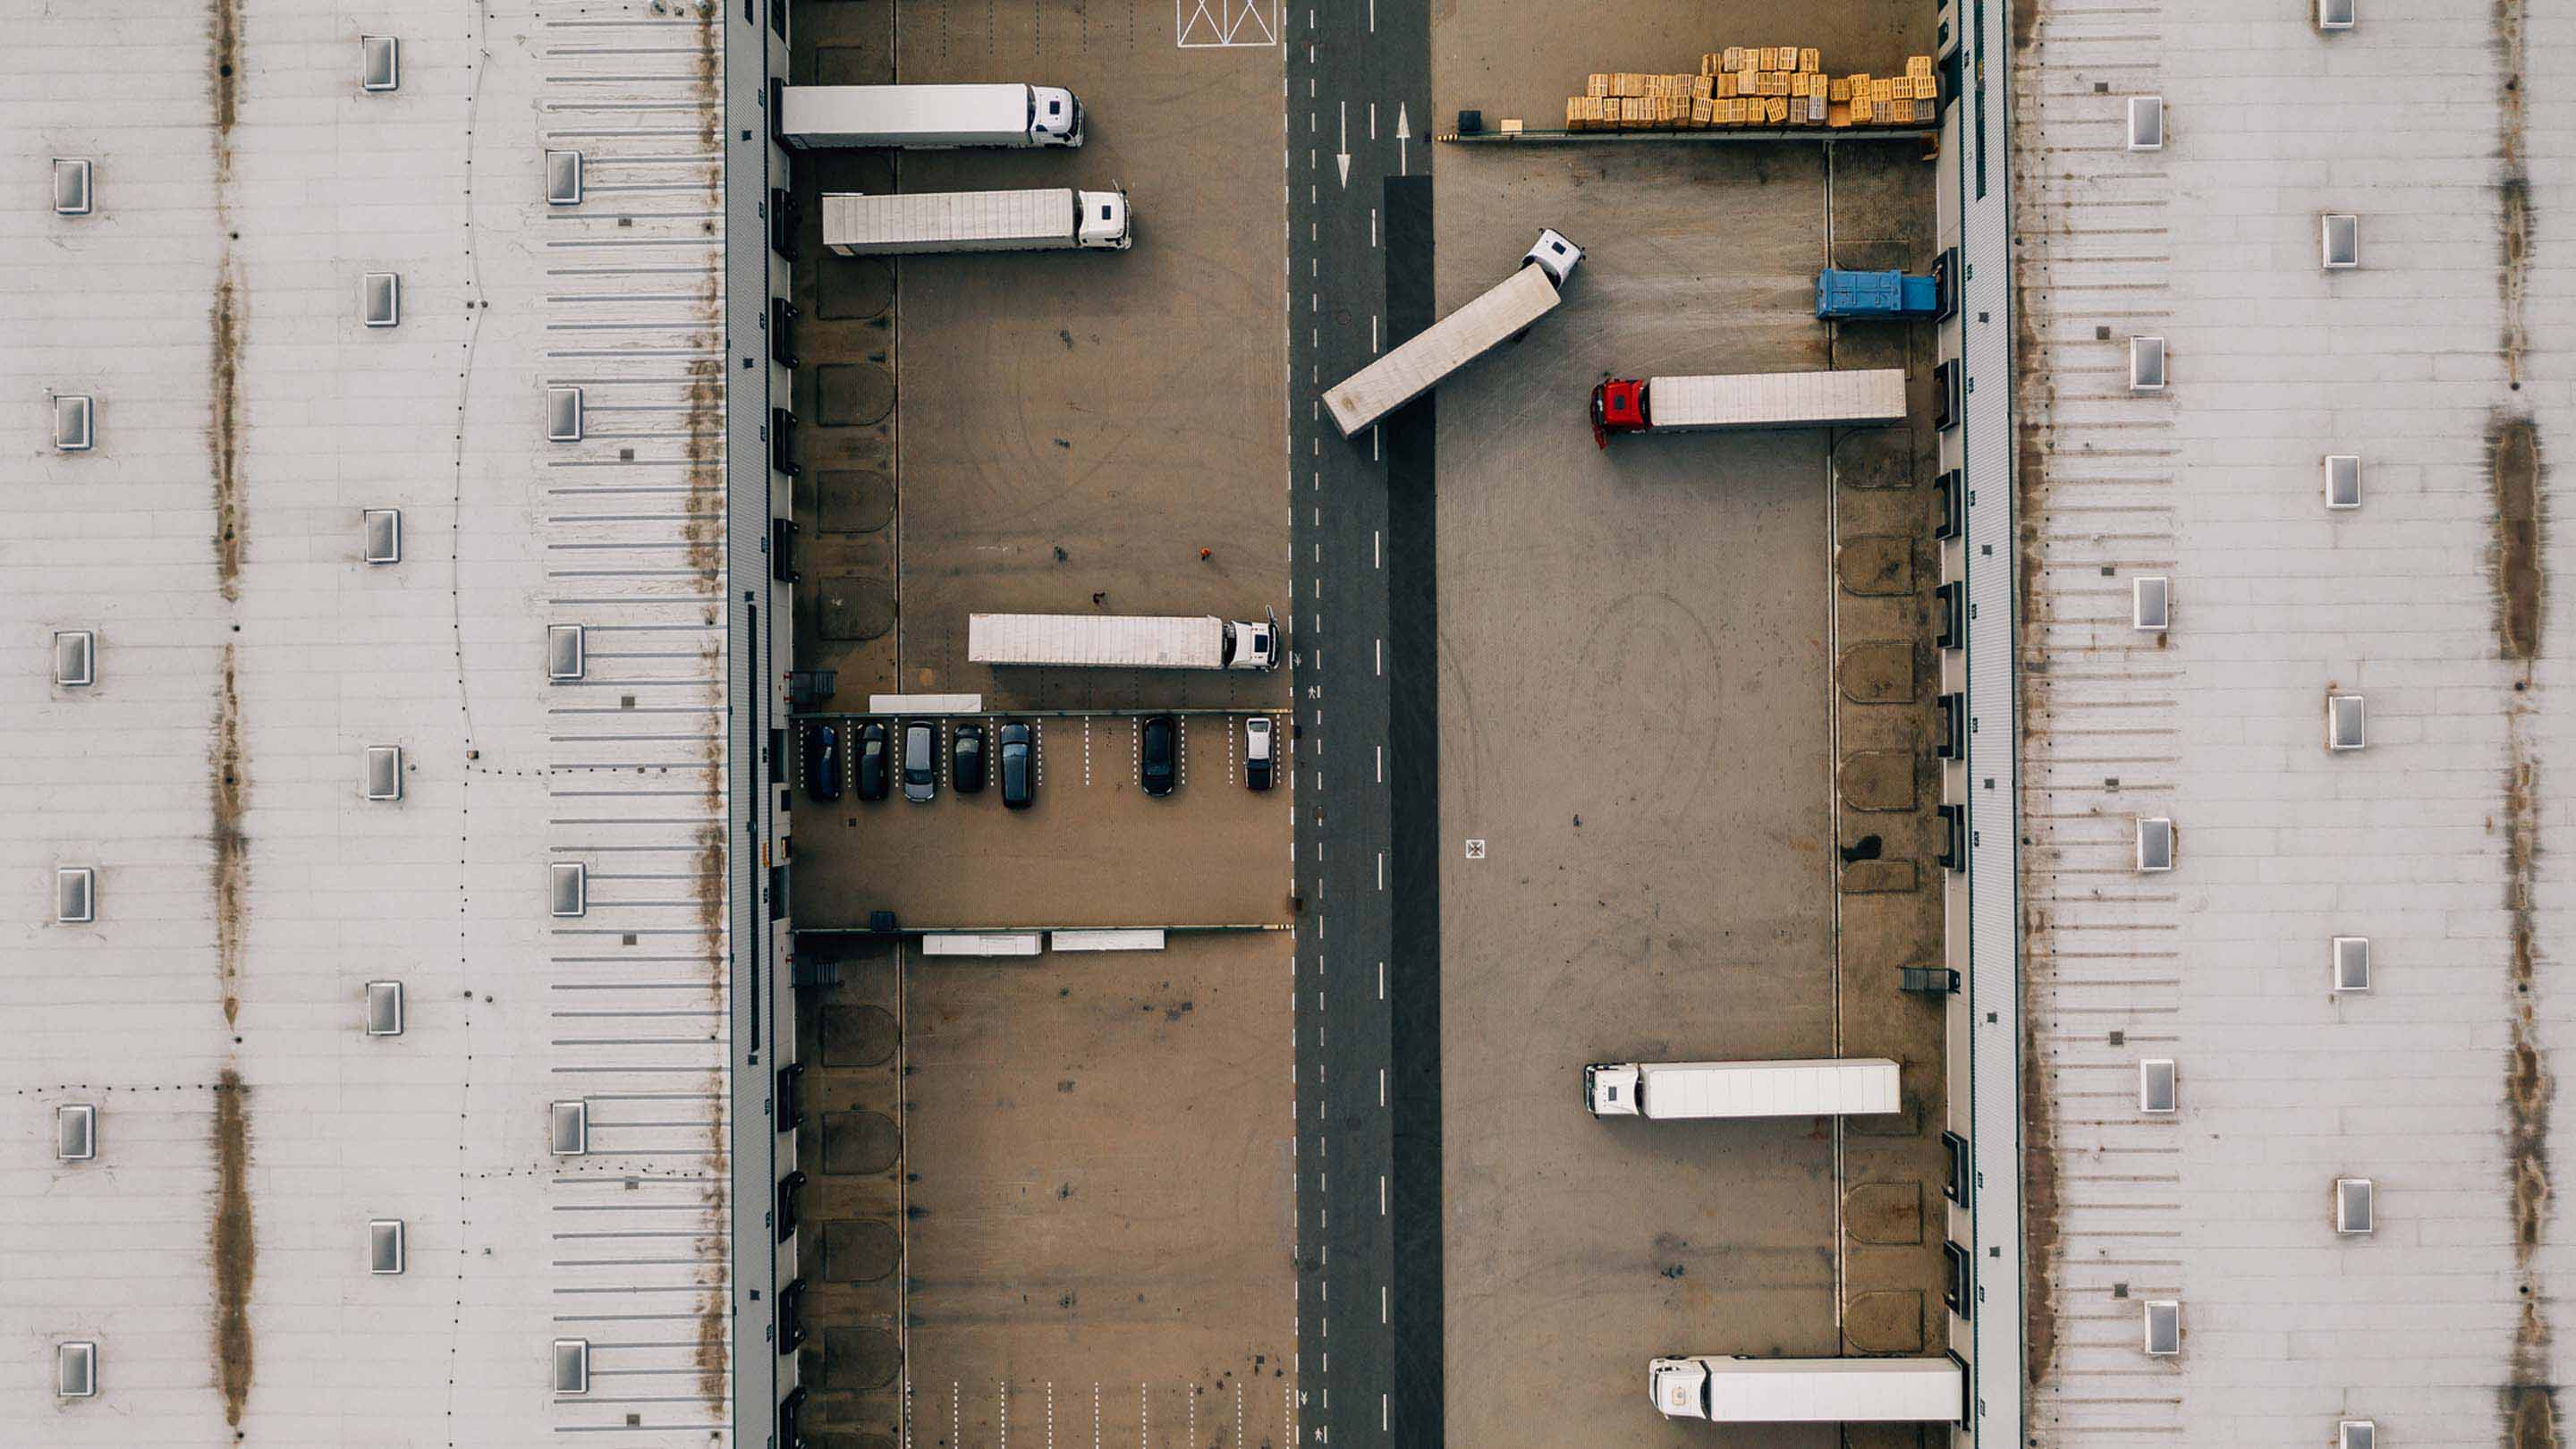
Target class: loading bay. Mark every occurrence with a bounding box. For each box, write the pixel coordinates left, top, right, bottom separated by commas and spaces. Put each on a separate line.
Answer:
777, 0, 1950, 1442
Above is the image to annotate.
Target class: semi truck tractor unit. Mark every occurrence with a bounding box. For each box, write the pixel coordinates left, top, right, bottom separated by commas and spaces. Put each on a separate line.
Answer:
777, 82, 1083, 148
821, 189, 1131, 255
1322, 228, 1583, 437
1813, 256, 1955, 319
1584, 1058, 1901, 1120
1590, 368, 1908, 446
967, 613, 1279, 671
1650, 1357, 1963, 1424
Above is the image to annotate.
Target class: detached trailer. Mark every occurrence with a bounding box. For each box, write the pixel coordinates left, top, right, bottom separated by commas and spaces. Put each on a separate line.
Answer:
777, 83, 1083, 148
1651, 1357, 1963, 1424
1322, 229, 1583, 437
968, 613, 1279, 671
822, 189, 1131, 255
1591, 369, 1908, 446
1585, 1058, 1900, 1120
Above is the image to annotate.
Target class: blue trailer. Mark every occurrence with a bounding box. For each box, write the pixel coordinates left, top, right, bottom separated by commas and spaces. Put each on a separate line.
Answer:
1816, 252, 1955, 320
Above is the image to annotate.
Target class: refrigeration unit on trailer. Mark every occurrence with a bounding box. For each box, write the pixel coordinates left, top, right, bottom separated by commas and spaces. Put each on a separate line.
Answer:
967, 613, 1279, 671
1322, 228, 1583, 437
821, 188, 1131, 255
1584, 1058, 1901, 1120
1649, 1357, 1963, 1424
1590, 368, 1909, 446
777, 82, 1082, 148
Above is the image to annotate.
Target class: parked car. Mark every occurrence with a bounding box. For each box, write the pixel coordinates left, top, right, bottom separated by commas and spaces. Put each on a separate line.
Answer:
902, 720, 937, 804
805, 723, 843, 802
855, 721, 890, 801
998, 721, 1035, 809
1140, 714, 1178, 797
1243, 715, 1274, 791
952, 722, 987, 793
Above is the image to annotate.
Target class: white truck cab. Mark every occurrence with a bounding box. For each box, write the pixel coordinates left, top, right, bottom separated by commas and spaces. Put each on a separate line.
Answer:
1524, 227, 1584, 287
1652, 1358, 1711, 1419
1033, 86, 1082, 145
1225, 616, 1278, 670
1076, 190, 1132, 250
1585, 1063, 1642, 1115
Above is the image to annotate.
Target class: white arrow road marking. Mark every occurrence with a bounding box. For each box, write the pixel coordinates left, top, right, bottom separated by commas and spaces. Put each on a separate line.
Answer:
1395, 102, 1411, 174
1335, 101, 1351, 187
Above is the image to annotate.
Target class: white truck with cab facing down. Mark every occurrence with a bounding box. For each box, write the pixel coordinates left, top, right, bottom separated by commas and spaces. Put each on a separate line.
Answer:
968, 612, 1279, 671
1585, 1057, 1900, 1120
1651, 1357, 1963, 1423
778, 82, 1083, 148
1322, 228, 1583, 437
823, 189, 1131, 255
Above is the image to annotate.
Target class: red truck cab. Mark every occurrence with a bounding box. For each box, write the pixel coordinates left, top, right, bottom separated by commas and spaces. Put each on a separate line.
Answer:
1589, 377, 1648, 447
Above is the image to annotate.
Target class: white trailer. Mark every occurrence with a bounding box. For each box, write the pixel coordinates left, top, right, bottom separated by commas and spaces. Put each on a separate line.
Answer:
1584, 1058, 1900, 1120
1591, 368, 1908, 445
1322, 229, 1582, 437
968, 613, 1279, 671
1650, 1357, 1962, 1424
778, 83, 1082, 148
821, 189, 1131, 255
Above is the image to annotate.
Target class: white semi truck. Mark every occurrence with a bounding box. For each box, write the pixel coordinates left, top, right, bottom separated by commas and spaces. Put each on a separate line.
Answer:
968, 613, 1279, 671
1322, 229, 1583, 437
777, 83, 1083, 148
1650, 1357, 1962, 1424
1584, 1058, 1900, 1120
821, 189, 1131, 255
1590, 368, 1908, 446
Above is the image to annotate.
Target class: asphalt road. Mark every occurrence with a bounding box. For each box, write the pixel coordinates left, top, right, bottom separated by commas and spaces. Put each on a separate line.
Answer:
1286, 1, 1435, 1443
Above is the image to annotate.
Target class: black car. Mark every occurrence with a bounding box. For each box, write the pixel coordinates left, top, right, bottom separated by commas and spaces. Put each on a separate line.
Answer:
952, 723, 987, 794
997, 721, 1035, 810
804, 724, 842, 802
1140, 714, 1178, 797
855, 721, 890, 801
902, 720, 937, 804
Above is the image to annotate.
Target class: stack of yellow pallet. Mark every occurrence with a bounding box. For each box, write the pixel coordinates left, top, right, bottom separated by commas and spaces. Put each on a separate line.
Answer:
1568, 49, 1937, 132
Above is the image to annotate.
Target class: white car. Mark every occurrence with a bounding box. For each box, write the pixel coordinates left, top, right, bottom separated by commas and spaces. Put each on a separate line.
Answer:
1244, 716, 1275, 791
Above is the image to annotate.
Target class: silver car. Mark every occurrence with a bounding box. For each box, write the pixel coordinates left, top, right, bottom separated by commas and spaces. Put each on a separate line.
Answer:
902, 720, 936, 804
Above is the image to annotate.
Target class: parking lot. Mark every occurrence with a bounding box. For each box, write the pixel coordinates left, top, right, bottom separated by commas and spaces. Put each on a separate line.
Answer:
792, 712, 1289, 929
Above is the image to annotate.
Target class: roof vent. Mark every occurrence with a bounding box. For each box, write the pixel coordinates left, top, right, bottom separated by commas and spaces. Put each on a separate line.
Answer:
2318, 0, 2355, 26
55, 1341, 97, 1399
54, 394, 93, 452
2141, 1300, 2182, 1355
363, 509, 402, 564
2332, 936, 2371, 992
2340, 1420, 2376, 1449
2321, 214, 2359, 269
54, 631, 96, 688
546, 149, 584, 206
549, 1099, 589, 1156
2139, 1058, 2178, 1114
364, 745, 403, 801
2131, 575, 2170, 631
52, 158, 93, 216
369, 1218, 406, 1275
551, 861, 588, 917
2326, 694, 2365, 751
2135, 817, 2174, 872
55, 1104, 96, 1162
361, 34, 400, 91
55, 866, 95, 924
547, 623, 587, 682
2129, 335, 2166, 391
547, 386, 583, 442
2325, 454, 2362, 510
553, 1337, 591, 1394
362, 272, 401, 327
2126, 95, 2164, 150
2334, 1177, 2375, 1234
366, 979, 405, 1036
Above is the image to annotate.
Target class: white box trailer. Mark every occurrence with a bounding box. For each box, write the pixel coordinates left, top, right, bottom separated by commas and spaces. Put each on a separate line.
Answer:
1591, 369, 1908, 445
1322, 229, 1582, 437
918, 933, 1044, 957
1585, 1058, 1900, 1120
968, 613, 1279, 671
1650, 1357, 1962, 1424
822, 189, 1131, 255
778, 83, 1082, 148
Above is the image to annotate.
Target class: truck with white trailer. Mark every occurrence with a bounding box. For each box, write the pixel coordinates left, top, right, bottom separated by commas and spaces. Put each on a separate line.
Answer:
1584, 1058, 1900, 1120
1589, 368, 1908, 447
1322, 228, 1583, 437
968, 613, 1279, 672
1650, 1357, 1962, 1424
777, 83, 1083, 148
821, 189, 1131, 256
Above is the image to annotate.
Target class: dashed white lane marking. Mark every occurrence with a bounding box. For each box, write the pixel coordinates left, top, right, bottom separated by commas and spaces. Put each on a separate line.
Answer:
1001, 1377, 1010, 1449
952, 1381, 962, 1448
1375, 743, 1382, 782
1047, 1381, 1055, 1449
1380, 1173, 1387, 1214
1094, 1383, 1103, 1449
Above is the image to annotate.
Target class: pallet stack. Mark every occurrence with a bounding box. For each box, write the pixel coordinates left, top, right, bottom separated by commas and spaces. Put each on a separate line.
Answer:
1564, 48, 1938, 132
